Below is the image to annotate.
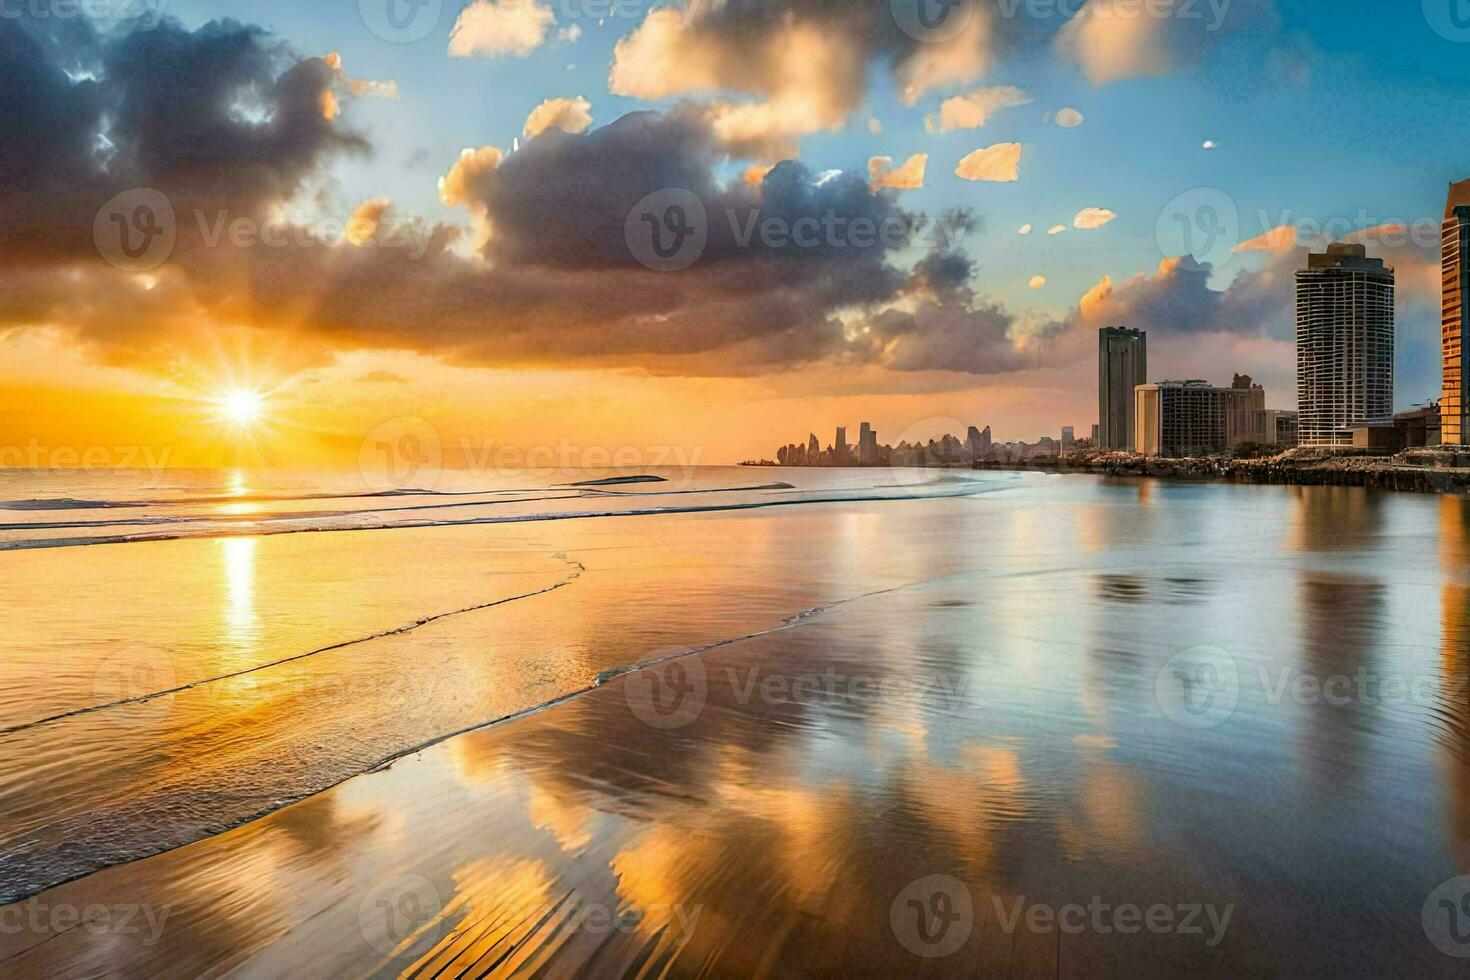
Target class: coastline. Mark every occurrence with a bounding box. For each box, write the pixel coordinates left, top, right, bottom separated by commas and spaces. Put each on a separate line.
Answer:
747, 448, 1470, 495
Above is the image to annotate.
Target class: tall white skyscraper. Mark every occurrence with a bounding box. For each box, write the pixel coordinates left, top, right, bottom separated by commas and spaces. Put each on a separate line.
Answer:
1295, 243, 1395, 448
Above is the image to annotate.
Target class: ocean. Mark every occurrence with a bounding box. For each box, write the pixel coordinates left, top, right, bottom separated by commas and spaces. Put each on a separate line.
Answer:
1, 466, 1468, 975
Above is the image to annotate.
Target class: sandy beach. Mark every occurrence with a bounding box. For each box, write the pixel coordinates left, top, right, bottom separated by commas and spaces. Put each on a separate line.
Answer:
3, 470, 1469, 976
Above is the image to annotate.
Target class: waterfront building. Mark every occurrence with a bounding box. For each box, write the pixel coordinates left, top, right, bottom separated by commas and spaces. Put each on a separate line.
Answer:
835, 426, 848, 463
1296, 243, 1395, 448
1098, 327, 1147, 451
1061, 426, 1076, 453
1134, 376, 1266, 458
1444, 180, 1470, 444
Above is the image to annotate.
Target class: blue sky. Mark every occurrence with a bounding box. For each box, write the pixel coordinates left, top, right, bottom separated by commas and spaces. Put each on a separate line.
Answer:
158, 0, 1469, 318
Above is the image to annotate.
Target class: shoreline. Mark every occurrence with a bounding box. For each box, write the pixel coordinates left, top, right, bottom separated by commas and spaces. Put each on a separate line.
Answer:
746, 449, 1470, 495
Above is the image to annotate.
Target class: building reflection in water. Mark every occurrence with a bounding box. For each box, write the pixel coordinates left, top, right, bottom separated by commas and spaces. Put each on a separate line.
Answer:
1440, 496, 1470, 871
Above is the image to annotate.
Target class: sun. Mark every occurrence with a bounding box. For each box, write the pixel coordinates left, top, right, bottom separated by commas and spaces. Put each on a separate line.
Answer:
219, 389, 264, 427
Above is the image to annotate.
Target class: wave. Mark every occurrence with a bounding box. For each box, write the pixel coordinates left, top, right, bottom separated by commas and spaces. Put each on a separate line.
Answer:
0, 498, 148, 511
0, 482, 1002, 552
0, 557, 587, 738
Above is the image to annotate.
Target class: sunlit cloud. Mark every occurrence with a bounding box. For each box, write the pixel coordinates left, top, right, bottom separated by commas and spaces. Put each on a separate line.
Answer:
955, 142, 1021, 182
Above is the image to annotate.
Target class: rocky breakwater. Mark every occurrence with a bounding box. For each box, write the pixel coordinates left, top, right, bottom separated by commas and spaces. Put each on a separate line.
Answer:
978, 448, 1470, 494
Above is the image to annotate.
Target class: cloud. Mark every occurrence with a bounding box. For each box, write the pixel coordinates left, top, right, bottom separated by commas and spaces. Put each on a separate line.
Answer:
873, 297, 1069, 375
1048, 225, 1067, 235
868, 154, 927, 191
1054, 1, 1174, 85
928, 85, 1031, 133
438, 146, 504, 246
1018, 224, 1032, 235
524, 96, 593, 138
1029, 275, 1046, 289
345, 197, 394, 246
867, 118, 883, 135
71, 110, 984, 378
0, 15, 366, 267
1073, 207, 1116, 229
322, 51, 399, 102
1055, 0, 1279, 86
892, 6, 996, 106
1, 15, 1120, 390
1203, 139, 1218, 150
449, 0, 556, 58
1234, 224, 1298, 253
955, 143, 1021, 182
608, 3, 996, 159
1055, 107, 1084, 127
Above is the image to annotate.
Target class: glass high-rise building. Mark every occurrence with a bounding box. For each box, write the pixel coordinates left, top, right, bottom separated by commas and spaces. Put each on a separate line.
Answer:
1295, 243, 1395, 448
1443, 180, 1470, 445
1097, 327, 1146, 452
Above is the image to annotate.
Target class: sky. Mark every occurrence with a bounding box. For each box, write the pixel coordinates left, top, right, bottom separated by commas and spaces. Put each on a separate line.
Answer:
3, 0, 1470, 468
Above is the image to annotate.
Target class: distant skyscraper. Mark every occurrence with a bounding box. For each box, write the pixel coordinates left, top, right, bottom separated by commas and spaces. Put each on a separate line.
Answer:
1061, 426, 1075, 452
965, 426, 983, 458
1098, 327, 1147, 451
979, 425, 992, 455
835, 426, 848, 463
858, 422, 877, 464
1443, 180, 1470, 445
1296, 243, 1395, 447
807, 433, 820, 461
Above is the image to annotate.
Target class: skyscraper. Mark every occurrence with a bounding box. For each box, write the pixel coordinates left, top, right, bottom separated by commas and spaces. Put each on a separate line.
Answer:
1443, 180, 1470, 445
858, 422, 877, 464
1098, 327, 1147, 451
1296, 243, 1395, 448
835, 426, 848, 463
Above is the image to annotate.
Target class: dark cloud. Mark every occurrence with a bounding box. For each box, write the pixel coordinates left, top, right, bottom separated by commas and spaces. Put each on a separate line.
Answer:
0, 14, 365, 264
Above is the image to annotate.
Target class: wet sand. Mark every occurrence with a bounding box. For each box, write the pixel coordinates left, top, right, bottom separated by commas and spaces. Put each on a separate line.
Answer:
4, 474, 1470, 976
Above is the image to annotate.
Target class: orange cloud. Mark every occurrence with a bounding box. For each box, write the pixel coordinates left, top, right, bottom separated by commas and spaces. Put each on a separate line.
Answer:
955, 143, 1021, 182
